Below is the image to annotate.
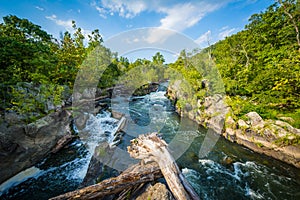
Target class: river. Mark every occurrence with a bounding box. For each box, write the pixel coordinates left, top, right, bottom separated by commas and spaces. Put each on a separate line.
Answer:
1, 85, 299, 199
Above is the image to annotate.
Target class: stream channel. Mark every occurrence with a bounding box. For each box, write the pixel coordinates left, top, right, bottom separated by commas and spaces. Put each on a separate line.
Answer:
1, 84, 299, 199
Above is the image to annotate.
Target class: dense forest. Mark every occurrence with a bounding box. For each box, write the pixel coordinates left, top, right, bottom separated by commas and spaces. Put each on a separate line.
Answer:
170, 0, 300, 129
0, 0, 299, 130
214, 0, 300, 126
0, 15, 166, 122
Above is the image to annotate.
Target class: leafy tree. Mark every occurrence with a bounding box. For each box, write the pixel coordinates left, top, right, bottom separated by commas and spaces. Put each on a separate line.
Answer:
0, 15, 106, 121
0, 15, 57, 85
152, 52, 165, 65
209, 0, 300, 127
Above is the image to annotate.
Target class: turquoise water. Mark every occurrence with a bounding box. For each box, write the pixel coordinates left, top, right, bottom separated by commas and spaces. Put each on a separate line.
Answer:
1, 87, 299, 199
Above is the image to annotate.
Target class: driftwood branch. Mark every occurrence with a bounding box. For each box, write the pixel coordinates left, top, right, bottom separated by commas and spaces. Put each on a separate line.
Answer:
51, 134, 77, 153
51, 132, 199, 200
128, 132, 199, 200
50, 162, 162, 200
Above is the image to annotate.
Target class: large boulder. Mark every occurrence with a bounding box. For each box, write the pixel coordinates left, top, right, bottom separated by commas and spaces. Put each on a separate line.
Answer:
245, 112, 264, 129
0, 110, 72, 184
135, 183, 174, 200
198, 95, 230, 134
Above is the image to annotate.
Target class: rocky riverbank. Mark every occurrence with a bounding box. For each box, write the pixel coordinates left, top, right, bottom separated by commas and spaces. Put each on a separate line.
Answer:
0, 110, 73, 184
167, 81, 300, 168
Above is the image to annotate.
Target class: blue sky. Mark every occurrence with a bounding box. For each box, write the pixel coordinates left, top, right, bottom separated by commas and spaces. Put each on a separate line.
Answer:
0, 0, 274, 63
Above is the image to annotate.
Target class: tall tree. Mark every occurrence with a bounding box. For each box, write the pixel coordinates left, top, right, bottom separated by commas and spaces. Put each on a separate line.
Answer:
0, 15, 57, 84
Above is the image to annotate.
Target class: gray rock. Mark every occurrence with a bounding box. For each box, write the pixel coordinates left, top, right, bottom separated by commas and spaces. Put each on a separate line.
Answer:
184, 103, 193, 112
46, 100, 56, 112
275, 120, 300, 134
245, 112, 264, 128
82, 88, 97, 99
226, 116, 236, 129
224, 128, 236, 142
237, 119, 249, 129
278, 117, 295, 124
0, 110, 72, 184
136, 183, 174, 200
4, 112, 23, 125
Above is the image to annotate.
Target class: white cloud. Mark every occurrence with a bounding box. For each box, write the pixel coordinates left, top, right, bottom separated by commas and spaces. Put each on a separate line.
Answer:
93, 0, 234, 43
46, 15, 73, 31
92, 0, 147, 19
158, 2, 221, 31
91, 1, 108, 19
93, 0, 231, 24
145, 28, 174, 44
246, 0, 258, 4
195, 30, 211, 46
125, 37, 140, 44
35, 6, 44, 11
220, 26, 229, 31
218, 27, 237, 40
145, 1, 226, 44
94, 1, 230, 43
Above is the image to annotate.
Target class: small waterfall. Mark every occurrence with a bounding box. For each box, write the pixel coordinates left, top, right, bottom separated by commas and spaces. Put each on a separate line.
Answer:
0, 110, 124, 199
81, 110, 123, 152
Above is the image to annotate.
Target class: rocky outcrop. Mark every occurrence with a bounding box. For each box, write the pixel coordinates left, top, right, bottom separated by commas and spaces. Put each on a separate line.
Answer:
0, 110, 72, 184
135, 183, 174, 200
167, 81, 229, 134
167, 82, 300, 168
223, 112, 300, 168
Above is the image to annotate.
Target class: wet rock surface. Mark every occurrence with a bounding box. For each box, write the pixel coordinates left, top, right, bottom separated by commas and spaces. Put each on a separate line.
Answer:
0, 110, 72, 184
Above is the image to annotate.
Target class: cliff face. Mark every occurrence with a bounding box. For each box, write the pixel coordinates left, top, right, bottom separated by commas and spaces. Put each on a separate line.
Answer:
167, 82, 300, 168
0, 110, 72, 184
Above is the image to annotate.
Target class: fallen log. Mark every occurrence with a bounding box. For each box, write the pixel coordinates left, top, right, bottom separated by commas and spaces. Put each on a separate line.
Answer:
50, 132, 199, 200
51, 134, 77, 153
128, 132, 200, 200
71, 95, 109, 108
49, 162, 162, 200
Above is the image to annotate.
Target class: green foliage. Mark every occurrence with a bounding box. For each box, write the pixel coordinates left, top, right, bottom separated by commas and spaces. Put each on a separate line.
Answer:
0, 15, 57, 85
0, 15, 105, 122
210, 1, 300, 125
279, 109, 300, 128
117, 56, 167, 91
10, 83, 65, 122
255, 142, 264, 148
152, 52, 165, 65
274, 133, 300, 146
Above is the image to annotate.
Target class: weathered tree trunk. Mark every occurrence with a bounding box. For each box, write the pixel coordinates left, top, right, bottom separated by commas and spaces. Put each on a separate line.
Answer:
51, 134, 77, 153
49, 162, 162, 200
50, 132, 199, 200
127, 132, 200, 200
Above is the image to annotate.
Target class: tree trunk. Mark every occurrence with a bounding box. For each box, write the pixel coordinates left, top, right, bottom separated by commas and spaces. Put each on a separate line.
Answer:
49, 162, 162, 200
50, 132, 199, 200
51, 134, 77, 153
128, 132, 200, 200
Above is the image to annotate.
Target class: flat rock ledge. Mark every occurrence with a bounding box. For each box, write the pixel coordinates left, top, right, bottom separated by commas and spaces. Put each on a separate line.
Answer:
223, 112, 300, 168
